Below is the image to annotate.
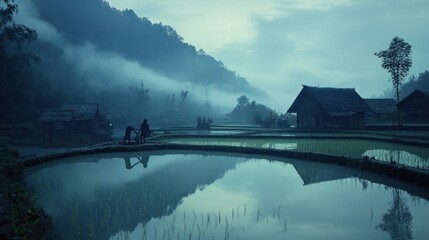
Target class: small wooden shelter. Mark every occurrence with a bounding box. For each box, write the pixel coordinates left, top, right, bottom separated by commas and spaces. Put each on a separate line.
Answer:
62, 103, 102, 133
40, 109, 74, 144
398, 90, 429, 121
287, 85, 373, 129
40, 103, 107, 144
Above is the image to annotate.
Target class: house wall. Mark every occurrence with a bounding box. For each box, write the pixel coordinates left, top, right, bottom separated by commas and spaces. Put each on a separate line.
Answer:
326, 113, 365, 129
294, 91, 324, 128
297, 112, 317, 128
42, 121, 72, 144
400, 94, 429, 121
366, 113, 396, 125
292, 90, 367, 129
73, 119, 102, 134
297, 112, 365, 129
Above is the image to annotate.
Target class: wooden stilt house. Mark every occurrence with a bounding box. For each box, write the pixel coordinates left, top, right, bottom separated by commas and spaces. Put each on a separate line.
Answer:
398, 90, 429, 121
287, 85, 373, 129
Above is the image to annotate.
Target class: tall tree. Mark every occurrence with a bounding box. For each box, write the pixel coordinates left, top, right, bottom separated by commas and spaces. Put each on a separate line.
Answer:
0, 0, 39, 122
0, 0, 38, 61
375, 36, 412, 124
236, 95, 250, 109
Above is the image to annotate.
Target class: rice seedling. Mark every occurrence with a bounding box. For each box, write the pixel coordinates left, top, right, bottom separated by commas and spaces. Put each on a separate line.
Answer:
243, 204, 247, 216
197, 224, 201, 240
256, 209, 263, 223
370, 208, 374, 222
283, 217, 287, 233
206, 212, 210, 229
224, 221, 229, 240
163, 224, 167, 240
272, 206, 276, 218
172, 214, 176, 234
219, 211, 221, 224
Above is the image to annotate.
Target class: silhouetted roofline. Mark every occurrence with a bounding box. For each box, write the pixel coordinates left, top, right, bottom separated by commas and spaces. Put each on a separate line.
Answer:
399, 89, 429, 103
288, 85, 373, 114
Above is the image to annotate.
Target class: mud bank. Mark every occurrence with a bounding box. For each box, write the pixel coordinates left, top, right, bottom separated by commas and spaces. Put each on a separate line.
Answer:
21, 142, 429, 189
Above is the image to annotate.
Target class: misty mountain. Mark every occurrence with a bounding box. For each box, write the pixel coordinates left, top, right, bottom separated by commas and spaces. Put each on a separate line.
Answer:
0, 0, 268, 125
32, 0, 261, 96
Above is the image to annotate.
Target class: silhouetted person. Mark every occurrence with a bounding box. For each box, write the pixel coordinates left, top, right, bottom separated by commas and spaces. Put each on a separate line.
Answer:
123, 157, 133, 169
123, 157, 143, 169
139, 119, 150, 144
123, 126, 137, 144
138, 155, 149, 168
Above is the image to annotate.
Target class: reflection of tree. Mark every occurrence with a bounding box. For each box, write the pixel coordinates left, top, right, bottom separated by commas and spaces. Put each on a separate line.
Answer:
377, 189, 413, 240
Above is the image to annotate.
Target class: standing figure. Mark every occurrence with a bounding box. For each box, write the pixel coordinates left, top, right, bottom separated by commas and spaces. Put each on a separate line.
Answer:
139, 119, 150, 144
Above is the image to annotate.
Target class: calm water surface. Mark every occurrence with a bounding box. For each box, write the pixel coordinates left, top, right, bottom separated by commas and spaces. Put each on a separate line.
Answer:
25, 151, 429, 240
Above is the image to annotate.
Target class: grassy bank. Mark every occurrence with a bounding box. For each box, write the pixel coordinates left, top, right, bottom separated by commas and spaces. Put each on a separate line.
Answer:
0, 146, 51, 239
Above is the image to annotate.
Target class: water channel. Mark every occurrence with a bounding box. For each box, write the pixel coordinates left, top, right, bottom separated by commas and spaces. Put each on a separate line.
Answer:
25, 151, 429, 239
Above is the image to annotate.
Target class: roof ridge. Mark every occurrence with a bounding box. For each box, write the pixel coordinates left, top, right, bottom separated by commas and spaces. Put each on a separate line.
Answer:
302, 85, 356, 90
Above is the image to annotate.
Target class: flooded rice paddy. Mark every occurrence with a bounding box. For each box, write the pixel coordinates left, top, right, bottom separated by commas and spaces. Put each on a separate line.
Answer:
155, 137, 429, 169
26, 151, 429, 240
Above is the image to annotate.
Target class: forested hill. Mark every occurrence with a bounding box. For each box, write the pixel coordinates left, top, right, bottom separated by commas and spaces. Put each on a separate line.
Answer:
33, 0, 260, 95
400, 71, 429, 99
382, 71, 429, 100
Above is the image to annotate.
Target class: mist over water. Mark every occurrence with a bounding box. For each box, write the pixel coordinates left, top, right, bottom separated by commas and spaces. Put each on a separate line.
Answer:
14, 0, 259, 125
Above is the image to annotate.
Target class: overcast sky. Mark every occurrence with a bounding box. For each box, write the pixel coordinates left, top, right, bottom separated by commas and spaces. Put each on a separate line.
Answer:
105, 0, 429, 112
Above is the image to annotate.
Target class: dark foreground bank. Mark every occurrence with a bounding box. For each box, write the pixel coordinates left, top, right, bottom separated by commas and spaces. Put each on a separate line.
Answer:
0, 147, 52, 239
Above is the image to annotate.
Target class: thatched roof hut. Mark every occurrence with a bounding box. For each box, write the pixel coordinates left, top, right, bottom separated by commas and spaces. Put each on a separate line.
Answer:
287, 85, 372, 129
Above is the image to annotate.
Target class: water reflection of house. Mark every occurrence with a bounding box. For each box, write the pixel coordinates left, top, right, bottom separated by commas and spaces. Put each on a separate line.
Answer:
290, 159, 429, 200
398, 90, 429, 122
287, 85, 373, 129
292, 161, 353, 185
364, 98, 397, 124
40, 103, 108, 144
